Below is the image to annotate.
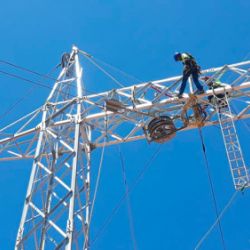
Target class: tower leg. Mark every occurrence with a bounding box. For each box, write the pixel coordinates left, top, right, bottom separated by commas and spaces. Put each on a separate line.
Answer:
15, 47, 93, 249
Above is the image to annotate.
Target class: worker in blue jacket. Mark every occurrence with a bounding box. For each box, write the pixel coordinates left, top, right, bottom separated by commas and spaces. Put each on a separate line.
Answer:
174, 52, 204, 98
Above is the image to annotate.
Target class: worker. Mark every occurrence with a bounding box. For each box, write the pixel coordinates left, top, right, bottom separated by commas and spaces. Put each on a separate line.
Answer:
61, 52, 75, 76
174, 52, 204, 98
61, 52, 75, 68
61, 53, 71, 68
201, 76, 227, 107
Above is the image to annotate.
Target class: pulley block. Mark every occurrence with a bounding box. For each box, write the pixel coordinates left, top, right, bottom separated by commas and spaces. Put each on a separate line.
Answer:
147, 116, 176, 143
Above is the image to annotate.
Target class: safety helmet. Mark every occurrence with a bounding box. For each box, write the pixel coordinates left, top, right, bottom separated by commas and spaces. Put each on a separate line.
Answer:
174, 52, 182, 61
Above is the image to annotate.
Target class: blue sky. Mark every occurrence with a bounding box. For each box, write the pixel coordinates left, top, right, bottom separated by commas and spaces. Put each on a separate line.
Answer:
0, 0, 250, 249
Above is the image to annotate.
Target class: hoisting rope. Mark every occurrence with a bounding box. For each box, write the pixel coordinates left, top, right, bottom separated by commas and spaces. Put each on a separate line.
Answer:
79, 50, 183, 99
118, 145, 138, 250
79, 49, 144, 85
0, 58, 98, 98
80, 53, 125, 88
90, 144, 162, 247
198, 128, 227, 250
93, 56, 143, 84
0, 63, 59, 123
195, 189, 239, 249
89, 139, 107, 225
83, 138, 106, 250
0, 59, 58, 81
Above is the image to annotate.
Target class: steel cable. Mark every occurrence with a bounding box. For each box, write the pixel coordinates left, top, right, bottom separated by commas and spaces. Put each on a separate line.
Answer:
198, 128, 227, 250
195, 190, 239, 249
90, 144, 162, 247
118, 145, 138, 250
0, 59, 58, 81
0, 64, 60, 123
83, 55, 125, 88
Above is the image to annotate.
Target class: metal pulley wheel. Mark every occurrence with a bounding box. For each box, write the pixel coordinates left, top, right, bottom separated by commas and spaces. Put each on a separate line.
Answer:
147, 116, 176, 143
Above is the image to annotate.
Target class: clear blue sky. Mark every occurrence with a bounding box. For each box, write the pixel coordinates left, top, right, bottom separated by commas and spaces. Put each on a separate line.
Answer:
0, 0, 250, 249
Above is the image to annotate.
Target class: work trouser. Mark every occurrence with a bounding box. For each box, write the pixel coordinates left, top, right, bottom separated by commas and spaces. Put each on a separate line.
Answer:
179, 68, 203, 95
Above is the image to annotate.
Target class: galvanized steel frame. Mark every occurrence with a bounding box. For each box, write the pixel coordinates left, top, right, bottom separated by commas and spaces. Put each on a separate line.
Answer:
0, 47, 249, 249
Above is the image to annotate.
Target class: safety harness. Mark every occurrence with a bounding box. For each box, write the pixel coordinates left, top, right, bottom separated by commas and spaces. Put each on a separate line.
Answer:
181, 53, 201, 73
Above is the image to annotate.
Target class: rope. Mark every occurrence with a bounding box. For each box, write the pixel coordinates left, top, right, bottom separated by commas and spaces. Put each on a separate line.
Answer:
0, 64, 99, 98
118, 145, 138, 250
83, 139, 106, 249
79, 49, 143, 84
195, 190, 239, 249
81, 50, 185, 97
0, 69, 55, 91
83, 55, 125, 88
198, 128, 227, 250
90, 144, 162, 247
0, 86, 36, 123
89, 139, 106, 224
94, 57, 143, 84
0, 64, 59, 123
0, 59, 58, 81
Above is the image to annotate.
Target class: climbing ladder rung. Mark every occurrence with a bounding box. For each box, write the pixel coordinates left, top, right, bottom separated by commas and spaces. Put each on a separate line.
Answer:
228, 150, 240, 153
233, 166, 245, 171
234, 173, 250, 178
230, 158, 243, 162
225, 141, 239, 145
234, 177, 249, 181
222, 126, 233, 130
224, 133, 236, 137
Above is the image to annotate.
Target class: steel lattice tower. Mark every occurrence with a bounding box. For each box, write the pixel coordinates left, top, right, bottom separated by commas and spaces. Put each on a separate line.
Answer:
16, 47, 92, 249
0, 46, 250, 249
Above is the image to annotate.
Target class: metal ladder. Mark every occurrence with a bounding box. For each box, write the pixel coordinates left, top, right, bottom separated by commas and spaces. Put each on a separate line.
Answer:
214, 93, 249, 190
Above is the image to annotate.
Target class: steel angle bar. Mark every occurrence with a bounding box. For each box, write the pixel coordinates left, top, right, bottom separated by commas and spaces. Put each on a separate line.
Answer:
46, 129, 74, 153
228, 67, 248, 74
45, 99, 77, 124
0, 127, 39, 145
51, 191, 86, 225
93, 113, 143, 144
0, 107, 42, 133
37, 162, 71, 191
237, 105, 250, 118
29, 203, 67, 238
231, 72, 250, 86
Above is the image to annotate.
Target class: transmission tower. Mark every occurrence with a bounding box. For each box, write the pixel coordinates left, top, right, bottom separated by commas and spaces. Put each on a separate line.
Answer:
0, 46, 250, 249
